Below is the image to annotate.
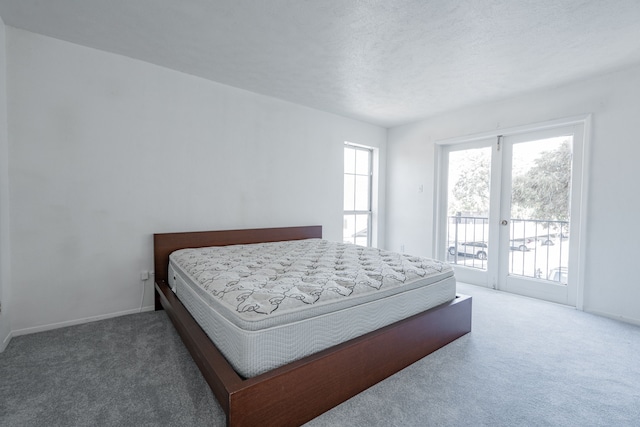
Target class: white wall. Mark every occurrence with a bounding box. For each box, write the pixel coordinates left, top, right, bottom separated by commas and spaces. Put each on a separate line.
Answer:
386, 64, 640, 325
6, 28, 386, 334
0, 15, 12, 351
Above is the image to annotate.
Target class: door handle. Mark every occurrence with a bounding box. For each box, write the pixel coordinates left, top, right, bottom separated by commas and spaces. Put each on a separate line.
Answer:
501, 220, 508, 226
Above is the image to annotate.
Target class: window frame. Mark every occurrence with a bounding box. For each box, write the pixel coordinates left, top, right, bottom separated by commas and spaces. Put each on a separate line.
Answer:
343, 143, 373, 247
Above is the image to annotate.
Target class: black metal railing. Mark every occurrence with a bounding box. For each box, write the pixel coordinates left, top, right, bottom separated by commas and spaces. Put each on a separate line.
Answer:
447, 215, 489, 270
447, 215, 569, 284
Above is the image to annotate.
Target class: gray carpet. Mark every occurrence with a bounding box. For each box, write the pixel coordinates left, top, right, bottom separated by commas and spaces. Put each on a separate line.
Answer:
1, 283, 639, 426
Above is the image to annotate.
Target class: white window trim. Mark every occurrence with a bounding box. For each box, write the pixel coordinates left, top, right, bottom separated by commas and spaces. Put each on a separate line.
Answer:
344, 143, 374, 247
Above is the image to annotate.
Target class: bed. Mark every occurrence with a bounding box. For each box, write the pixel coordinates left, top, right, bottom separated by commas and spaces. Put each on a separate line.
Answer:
154, 225, 472, 426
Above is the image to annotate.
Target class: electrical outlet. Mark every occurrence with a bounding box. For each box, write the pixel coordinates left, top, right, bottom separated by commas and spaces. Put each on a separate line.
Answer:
140, 271, 149, 281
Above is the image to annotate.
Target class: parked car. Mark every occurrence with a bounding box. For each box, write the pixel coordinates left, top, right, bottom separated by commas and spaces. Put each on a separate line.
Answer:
448, 242, 488, 260
510, 239, 531, 251
548, 267, 568, 284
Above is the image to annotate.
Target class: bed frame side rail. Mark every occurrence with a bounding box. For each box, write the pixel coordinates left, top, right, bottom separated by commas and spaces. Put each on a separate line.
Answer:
228, 294, 472, 426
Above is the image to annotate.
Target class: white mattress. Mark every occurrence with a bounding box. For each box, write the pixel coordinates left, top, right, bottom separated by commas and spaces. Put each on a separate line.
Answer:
169, 239, 456, 378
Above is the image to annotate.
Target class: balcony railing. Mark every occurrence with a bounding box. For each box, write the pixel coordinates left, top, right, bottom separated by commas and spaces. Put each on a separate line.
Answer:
447, 215, 569, 284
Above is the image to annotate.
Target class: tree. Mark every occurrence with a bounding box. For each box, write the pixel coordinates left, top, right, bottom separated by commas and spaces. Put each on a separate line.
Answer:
511, 140, 572, 221
449, 150, 490, 216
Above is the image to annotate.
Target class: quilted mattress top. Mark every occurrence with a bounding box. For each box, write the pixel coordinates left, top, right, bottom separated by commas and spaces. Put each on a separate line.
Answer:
169, 239, 454, 330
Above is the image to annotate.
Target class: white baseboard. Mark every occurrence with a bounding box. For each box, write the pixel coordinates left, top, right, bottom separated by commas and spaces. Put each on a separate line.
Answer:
0, 330, 12, 352
585, 308, 640, 327
11, 305, 156, 338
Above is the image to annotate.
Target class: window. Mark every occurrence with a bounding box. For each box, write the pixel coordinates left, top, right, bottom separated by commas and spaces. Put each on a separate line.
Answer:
343, 144, 372, 246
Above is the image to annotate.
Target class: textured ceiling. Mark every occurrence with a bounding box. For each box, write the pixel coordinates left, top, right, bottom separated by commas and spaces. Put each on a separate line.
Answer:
1, 0, 640, 127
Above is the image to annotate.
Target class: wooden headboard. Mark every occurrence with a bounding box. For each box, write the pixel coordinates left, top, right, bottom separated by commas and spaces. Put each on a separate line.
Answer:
153, 225, 322, 283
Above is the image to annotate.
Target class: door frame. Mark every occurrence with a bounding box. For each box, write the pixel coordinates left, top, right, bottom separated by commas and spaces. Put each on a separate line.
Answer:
434, 115, 591, 309
435, 138, 495, 287
498, 125, 584, 306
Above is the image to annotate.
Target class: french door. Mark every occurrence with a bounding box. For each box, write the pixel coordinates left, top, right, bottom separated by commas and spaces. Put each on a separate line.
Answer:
437, 118, 588, 306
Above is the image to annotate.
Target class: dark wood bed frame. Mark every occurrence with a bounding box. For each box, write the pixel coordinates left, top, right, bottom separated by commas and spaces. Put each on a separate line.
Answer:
154, 225, 472, 427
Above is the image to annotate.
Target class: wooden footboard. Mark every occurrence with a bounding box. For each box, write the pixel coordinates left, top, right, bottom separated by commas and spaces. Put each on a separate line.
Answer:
153, 226, 472, 426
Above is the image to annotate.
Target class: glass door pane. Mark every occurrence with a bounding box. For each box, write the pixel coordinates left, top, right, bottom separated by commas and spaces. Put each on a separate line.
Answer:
446, 146, 492, 270
508, 136, 572, 282
499, 126, 580, 306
